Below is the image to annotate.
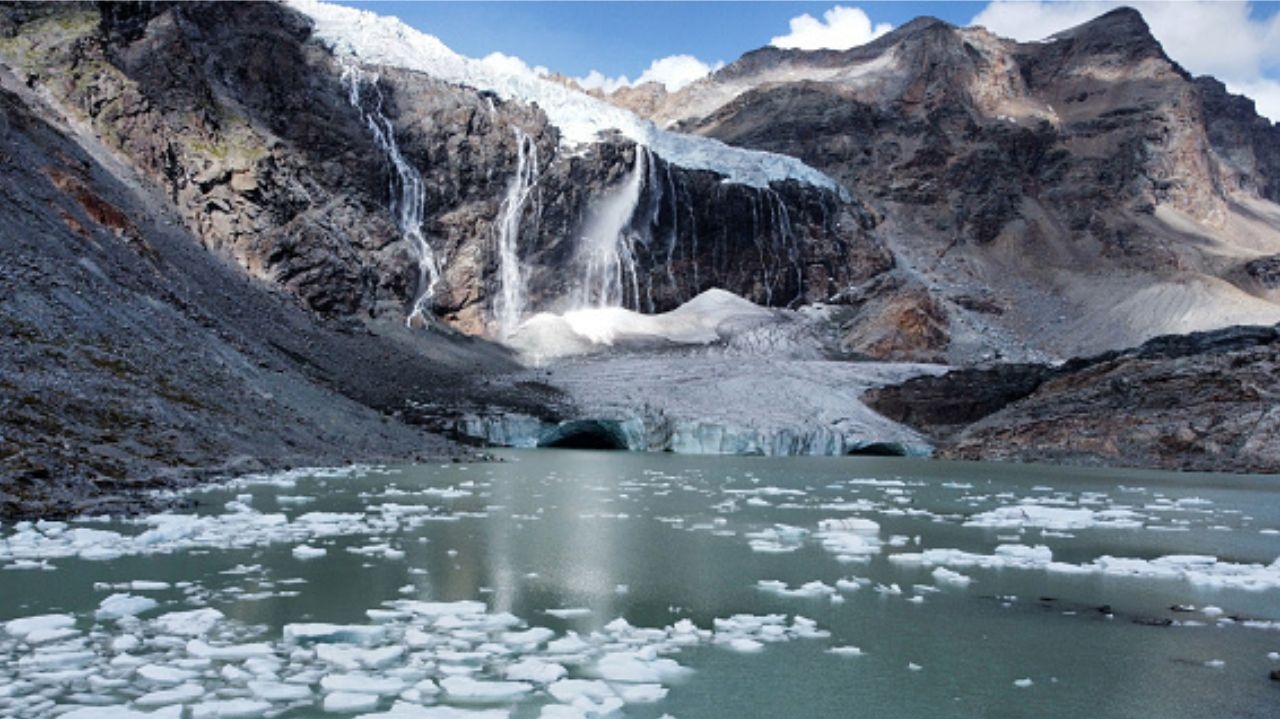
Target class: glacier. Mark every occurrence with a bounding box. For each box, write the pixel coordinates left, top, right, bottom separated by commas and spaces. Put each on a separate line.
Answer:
287, 0, 848, 195
458, 289, 943, 457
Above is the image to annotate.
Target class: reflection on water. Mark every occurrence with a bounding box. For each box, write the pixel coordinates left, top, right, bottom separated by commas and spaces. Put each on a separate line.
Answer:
0, 451, 1278, 719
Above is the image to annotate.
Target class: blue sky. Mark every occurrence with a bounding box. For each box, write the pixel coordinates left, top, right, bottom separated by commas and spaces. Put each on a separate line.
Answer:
339, 2, 984, 79
336, 2, 1280, 121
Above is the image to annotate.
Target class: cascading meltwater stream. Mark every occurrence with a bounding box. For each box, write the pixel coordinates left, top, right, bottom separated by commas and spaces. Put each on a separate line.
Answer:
493, 129, 539, 338
574, 147, 648, 310
340, 61, 440, 327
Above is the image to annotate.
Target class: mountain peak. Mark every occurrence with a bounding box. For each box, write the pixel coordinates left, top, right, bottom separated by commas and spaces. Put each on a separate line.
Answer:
1037, 5, 1182, 74
1050, 6, 1157, 46
892, 15, 956, 35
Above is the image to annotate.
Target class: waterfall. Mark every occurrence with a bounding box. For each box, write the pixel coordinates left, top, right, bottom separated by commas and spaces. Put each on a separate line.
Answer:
492, 128, 539, 337
754, 188, 803, 308
340, 62, 440, 326
766, 188, 804, 308
574, 147, 648, 309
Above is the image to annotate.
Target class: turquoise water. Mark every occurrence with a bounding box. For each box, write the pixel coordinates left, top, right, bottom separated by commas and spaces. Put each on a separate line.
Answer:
2, 451, 1278, 718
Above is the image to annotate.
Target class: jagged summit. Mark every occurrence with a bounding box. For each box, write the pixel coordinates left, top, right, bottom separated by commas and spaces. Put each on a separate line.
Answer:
617, 6, 1280, 361
1049, 6, 1152, 41
1038, 5, 1182, 74
709, 14, 956, 85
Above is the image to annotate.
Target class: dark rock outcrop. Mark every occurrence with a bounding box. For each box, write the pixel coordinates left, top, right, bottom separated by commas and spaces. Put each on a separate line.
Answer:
2, 2, 891, 339
867, 324, 1280, 472
1245, 254, 1280, 291
1195, 76, 1280, 202
0, 44, 559, 520
638, 7, 1280, 360
0, 0, 890, 515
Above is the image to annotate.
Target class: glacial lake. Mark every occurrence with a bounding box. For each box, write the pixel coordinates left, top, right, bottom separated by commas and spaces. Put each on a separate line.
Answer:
2, 451, 1279, 719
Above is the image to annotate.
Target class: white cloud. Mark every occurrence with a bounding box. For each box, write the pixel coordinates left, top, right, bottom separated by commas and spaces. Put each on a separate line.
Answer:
769, 5, 893, 51
1229, 78, 1280, 124
576, 54, 723, 94
971, 1, 1280, 122
575, 69, 631, 94
636, 55, 725, 91
479, 52, 550, 79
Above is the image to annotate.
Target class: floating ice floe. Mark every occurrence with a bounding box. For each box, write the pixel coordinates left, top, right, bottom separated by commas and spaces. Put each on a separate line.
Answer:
504, 658, 567, 684
745, 524, 808, 553
292, 545, 327, 560
887, 545, 1280, 591
152, 609, 224, 638
543, 608, 591, 620
816, 518, 883, 561
95, 594, 158, 621
931, 567, 973, 587
0, 575, 835, 719
4, 614, 76, 640
756, 580, 837, 599
965, 503, 1144, 531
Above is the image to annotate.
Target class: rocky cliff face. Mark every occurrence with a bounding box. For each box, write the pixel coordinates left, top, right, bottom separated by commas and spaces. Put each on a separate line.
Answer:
0, 0, 899, 515
0, 59, 562, 518
631, 8, 1280, 361
3, 0, 1278, 509
1, 2, 891, 340
866, 324, 1280, 473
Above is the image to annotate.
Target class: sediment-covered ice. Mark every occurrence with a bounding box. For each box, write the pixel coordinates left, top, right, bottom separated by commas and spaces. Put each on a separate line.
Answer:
460, 335, 942, 456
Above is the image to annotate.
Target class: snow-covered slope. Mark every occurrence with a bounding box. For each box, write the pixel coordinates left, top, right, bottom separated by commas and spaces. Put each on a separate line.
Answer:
505, 289, 779, 362
287, 0, 846, 194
